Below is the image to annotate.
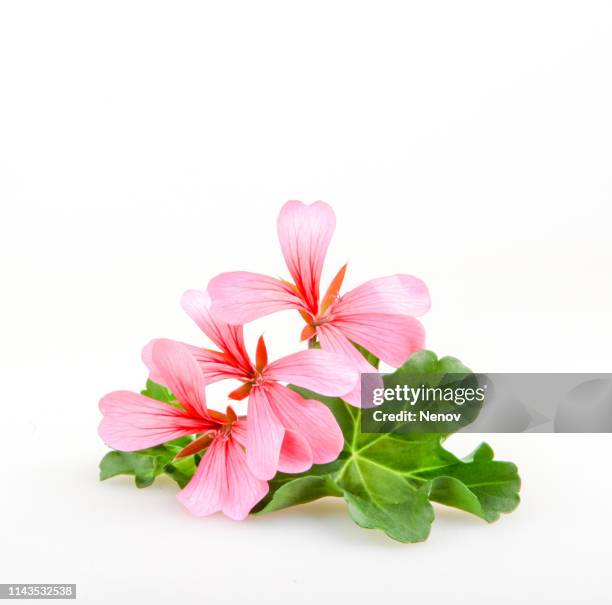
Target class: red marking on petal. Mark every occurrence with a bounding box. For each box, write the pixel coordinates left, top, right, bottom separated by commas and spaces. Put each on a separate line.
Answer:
226, 405, 237, 423
228, 382, 252, 400
279, 278, 302, 298
320, 263, 348, 314
255, 335, 268, 372
175, 432, 216, 459
207, 409, 228, 422
299, 309, 314, 324
300, 324, 317, 341
204, 348, 229, 363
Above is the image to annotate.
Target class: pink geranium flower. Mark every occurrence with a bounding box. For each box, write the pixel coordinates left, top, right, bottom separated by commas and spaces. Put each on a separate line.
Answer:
207, 200, 431, 404
145, 290, 358, 480
98, 339, 268, 520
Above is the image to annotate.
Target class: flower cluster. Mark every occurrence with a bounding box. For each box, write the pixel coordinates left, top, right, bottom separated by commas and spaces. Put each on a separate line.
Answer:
99, 201, 430, 520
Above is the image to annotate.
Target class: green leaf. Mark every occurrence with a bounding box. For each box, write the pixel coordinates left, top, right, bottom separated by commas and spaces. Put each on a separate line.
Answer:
100, 437, 201, 489
420, 443, 521, 522
269, 351, 521, 543
162, 456, 198, 489
100, 437, 196, 487
99, 450, 161, 488
343, 484, 434, 543
253, 460, 344, 513
295, 391, 454, 542
140, 379, 174, 403
99, 437, 198, 489
139, 379, 184, 409
392, 349, 471, 376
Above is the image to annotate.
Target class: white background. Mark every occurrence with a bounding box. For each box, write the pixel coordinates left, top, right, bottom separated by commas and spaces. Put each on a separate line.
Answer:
1, 1, 611, 603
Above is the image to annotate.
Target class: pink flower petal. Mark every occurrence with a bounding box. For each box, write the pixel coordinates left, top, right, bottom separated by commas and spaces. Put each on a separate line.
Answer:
208, 271, 303, 324
277, 200, 336, 312
317, 323, 379, 406
184, 344, 248, 384
181, 290, 253, 373
229, 418, 248, 447
332, 313, 425, 368
246, 386, 285, 480
265, 349, 359, 396
148, 339, 209, 417
277, 429, 313, 474
333, 274, 431, 317
177, 436, 227, 516
142, 338, 237, 386
267, 383, 343, 465
98, 391, 209, 451
222, 438, 269, 520
141, 339, 164, 384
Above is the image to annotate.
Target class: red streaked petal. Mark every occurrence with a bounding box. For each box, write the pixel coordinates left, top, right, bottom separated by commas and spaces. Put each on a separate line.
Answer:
246, 386, 285, 480
176, 437, 227, 516
98, 391, 210, 451
222, 438, 269, 520
317, 323, 380, 406
277, 429, 313, 473
334, 274, 431, 317
148, 339, 209, 417
267, 383, 343, 466
277, 200, 336, 313
265, 348, 359, 396
333, 313, 426, 368
208, 272, 303, 324
181, 289, 253, 373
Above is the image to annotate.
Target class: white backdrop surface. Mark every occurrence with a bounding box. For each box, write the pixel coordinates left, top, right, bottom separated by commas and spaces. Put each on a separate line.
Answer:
1, 2, 611, 603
